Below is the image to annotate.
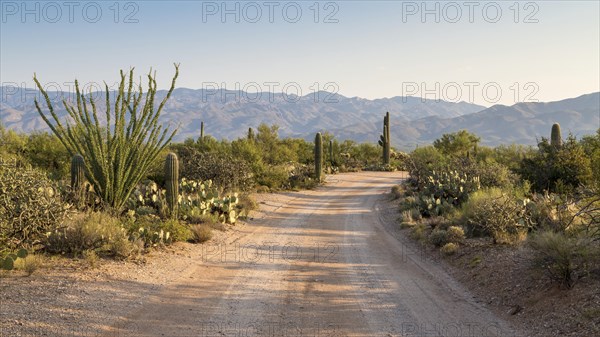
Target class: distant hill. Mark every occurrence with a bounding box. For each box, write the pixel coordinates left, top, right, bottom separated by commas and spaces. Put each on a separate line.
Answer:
1, 87, 598, 150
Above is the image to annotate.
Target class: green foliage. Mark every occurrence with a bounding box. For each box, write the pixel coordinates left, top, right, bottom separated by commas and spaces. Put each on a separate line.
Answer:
125, 215, 184, 247
529, 231, 598, 288
440, 242, 459, 255
314, 132, 323, 182
520, 134, 592, 193
165, 152, 179, 217
33, 65, 180, 211
0, 163, 67, 252
433, 130, 480, 157
459, 188, 529, 243
0, 249, 28, 271
175, 144, 254, 192
45, 212, 139, 258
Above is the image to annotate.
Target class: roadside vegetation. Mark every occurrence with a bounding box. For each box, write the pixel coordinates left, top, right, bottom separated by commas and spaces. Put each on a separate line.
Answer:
395, 126, 600, 289
0, 67, 405, 274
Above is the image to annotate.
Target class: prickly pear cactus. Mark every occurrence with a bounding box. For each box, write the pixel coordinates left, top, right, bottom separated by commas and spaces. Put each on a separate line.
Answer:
315, 132, 323, 182
165, 152, 179, 217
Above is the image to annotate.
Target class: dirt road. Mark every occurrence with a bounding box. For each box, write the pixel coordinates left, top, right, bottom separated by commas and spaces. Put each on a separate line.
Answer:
103, 172, 519, 337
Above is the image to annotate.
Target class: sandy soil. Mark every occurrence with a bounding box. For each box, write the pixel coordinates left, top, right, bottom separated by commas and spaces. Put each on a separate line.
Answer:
1, 172, 523, 336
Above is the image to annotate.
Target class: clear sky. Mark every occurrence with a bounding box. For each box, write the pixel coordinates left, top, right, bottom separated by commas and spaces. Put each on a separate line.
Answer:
1, 0, 599, 106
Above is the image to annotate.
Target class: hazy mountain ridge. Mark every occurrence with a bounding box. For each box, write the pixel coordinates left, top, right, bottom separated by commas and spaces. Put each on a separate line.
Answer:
1, 87, 598, 150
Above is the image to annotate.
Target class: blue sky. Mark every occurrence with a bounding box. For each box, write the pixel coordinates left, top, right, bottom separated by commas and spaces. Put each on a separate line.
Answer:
1, 0, 599, 106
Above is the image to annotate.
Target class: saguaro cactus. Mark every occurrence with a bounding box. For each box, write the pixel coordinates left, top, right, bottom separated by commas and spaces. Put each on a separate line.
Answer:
200, 121, 205, 141
329, 140, 334, 165
315, 132, 323, 182
248, 127, 254, 141
380, 112, 391, 165
165, 152, 179, 217
71, 154, 85, 190
551, 123, 562, 147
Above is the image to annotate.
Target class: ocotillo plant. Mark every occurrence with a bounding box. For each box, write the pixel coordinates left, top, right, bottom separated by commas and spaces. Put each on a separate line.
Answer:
315, 132, 323, 182
551, 123, 563, 147
33, 64, 180, 211
165, 152, 179, 217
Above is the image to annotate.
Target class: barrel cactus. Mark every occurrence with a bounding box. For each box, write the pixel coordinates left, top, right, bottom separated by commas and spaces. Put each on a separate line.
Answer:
551, 123, 562, 147
165, 152, 179, 217
314, 132, 323, 182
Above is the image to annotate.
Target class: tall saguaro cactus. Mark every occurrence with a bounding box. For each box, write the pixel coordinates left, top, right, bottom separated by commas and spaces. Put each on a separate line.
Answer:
165, 152, 179, 217
200, 121, 205, 141
551, 123, 563, 147
315, 132, 323, 182
379, 112, 391, 165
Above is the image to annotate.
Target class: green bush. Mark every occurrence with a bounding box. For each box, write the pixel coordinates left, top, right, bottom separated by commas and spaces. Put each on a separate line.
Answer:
126, 215, 192, 247
459, 188, 529, 243
429, 229, 449, 247
0, 163, 67, 252
529, 231, 598, 288
178, 148, 254, 192
45, 212, 139, 259
441, 242, 459, 255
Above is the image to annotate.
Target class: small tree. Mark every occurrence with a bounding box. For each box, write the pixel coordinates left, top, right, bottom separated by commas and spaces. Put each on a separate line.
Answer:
33, 64, 180, 211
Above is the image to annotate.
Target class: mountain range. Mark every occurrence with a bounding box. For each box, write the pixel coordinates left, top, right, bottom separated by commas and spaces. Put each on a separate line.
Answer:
1, 87, 598, 150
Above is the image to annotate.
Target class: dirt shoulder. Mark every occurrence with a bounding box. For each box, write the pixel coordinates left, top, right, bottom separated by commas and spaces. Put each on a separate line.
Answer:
382, 193, 600, 337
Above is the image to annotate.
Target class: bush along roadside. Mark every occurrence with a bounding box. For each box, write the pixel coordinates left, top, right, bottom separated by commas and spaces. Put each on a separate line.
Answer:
396, 127, 600, 289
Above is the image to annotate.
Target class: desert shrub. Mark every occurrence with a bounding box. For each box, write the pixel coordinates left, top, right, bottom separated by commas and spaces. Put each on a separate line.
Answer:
446, 226, 465, 244
441, 242, 459, 255
13, 254, 44, 275
406, 146, 447, 188
190, 224, 213, 243
179, 149, 254, 192
520, 135, 592, 193
459, 188, 529, 243
391, 185, 403, 199
0, 163, 67, 252
410, 223, 428, 243
126, 216, 192, 247
529, 231, 598, 288
24, 132, 70, 180
256, 165, 290, 190
430, 229, 449, 247
45, 212, 139, 259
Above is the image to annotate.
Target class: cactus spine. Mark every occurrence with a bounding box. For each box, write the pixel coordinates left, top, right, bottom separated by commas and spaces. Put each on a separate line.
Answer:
551, 123, 562, 147
165, 152, 179, 217
315, 132, 323, 182
71, 154, 85, 191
